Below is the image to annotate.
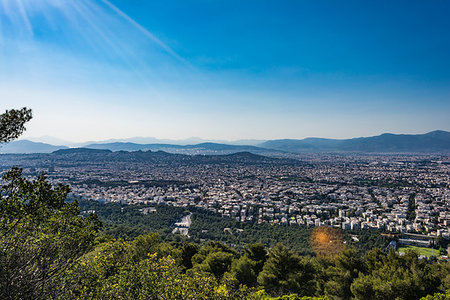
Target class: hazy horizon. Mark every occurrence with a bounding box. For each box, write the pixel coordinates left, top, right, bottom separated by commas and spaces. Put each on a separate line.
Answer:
14, 129, 449, 147
1, 0, 449, 142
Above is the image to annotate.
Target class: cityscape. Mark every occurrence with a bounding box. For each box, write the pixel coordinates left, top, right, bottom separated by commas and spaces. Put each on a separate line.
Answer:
2, 149, 449, 249
1, 0, 450, 298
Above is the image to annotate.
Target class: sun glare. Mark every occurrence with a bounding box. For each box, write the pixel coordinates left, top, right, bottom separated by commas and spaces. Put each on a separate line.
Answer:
310, 226, 346, 259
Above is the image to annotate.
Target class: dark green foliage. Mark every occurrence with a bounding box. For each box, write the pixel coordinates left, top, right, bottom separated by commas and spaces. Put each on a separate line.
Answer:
258, 243, 317, 297
190, 241, 238, 279
130, 232, 162, 261
196, 251, 235, 279
245, 243, 268, 274
347, 229, 390, 255
0, 168, 100, 299
364, 248, 386, 273
188, 208, 314, 255
232, 243, 268, 287
192, 241, 238, 264
181, 242, 200, 270
350, 250, 444, 300
62, 239, 253, 300
0, 107, 32, 144
232, 256, 258, 286
78, 199, 186, 239
262, 296, 329, 300
324, 248, 364, 299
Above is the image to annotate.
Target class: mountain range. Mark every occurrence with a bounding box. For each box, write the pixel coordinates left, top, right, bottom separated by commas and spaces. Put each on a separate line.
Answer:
2, 131, 449, 154
26, 136, 265, 147
260, 130, 450, 153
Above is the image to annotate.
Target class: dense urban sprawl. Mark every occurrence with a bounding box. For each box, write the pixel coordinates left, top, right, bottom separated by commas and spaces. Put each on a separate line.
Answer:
1, 151, 448, 247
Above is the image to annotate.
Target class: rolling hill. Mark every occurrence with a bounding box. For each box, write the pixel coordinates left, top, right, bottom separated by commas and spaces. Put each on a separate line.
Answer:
83, 142, 279, 155
0, 140, 68, 154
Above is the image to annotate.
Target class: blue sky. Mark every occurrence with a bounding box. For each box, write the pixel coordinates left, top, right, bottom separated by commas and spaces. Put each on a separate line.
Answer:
0, 0, 449, 142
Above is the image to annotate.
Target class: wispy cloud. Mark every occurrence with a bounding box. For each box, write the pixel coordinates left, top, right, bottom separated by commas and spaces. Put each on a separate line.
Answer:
100, 0, 188, 65
0, 0, 187, 65
16, 0, 33, 35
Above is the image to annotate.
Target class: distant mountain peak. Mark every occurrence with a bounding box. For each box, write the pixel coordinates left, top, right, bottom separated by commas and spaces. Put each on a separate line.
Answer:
259, 130, 450, 153
0, 140, 68, 154
425, 130, 450, 136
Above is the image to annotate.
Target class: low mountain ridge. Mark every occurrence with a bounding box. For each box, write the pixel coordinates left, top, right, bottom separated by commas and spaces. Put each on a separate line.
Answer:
260, 130, 450, 153
83, 141, 277, 155
0, 140, 68, 154
2, 148, 298, 166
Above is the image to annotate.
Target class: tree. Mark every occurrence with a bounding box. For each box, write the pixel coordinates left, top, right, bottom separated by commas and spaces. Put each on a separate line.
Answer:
0, 107, 32, 144
193, 251, 235, 280
192, 241, 237, 266
130, 232, 161, 262
420, 291, 450, 300
257, 243, 317, 297
0, 168, 101, 299
364, 248, 386, 273
189, 241, 238, 280
0, 107, 101, 299
232, 243, 268, 287
181, 242, 200, 270
324, 248, 364, 300
63, 239, 253, 300
245, 243, 268, 274
232, 256, 257, 287
350, 250, 443, 300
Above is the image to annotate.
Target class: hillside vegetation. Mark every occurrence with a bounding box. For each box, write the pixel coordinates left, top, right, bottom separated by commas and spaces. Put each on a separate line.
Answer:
1, 169, 449, 300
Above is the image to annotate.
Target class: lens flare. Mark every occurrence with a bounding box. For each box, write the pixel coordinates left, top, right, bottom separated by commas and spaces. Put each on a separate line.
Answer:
310, 226, 345, 259
0, 0, 185, 64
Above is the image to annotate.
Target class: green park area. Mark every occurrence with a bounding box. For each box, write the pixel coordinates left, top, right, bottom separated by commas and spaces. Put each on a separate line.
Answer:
398, 245, 438, 257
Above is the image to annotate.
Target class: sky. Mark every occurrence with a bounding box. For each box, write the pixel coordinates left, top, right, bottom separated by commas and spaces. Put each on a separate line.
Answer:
0, 0, 449, 143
